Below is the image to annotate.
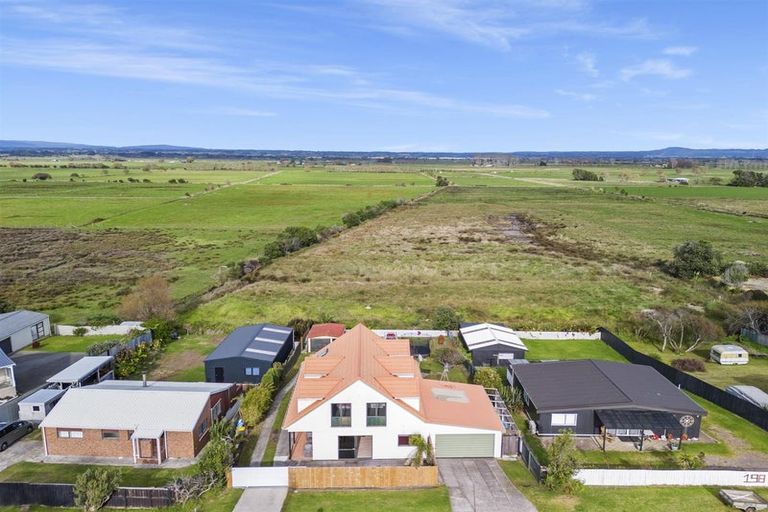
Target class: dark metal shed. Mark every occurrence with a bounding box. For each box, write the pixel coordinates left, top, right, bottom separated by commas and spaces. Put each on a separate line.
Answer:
204, 324, 294, 384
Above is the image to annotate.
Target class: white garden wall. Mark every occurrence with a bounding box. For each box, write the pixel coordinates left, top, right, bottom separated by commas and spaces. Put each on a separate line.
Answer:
576, 469, 768, 487
55, 322, 144, 336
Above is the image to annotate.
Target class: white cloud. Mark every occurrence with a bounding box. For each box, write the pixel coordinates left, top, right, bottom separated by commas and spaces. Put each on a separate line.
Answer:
576, 52, 598, 77
663, 46, 698, 56
363, 1, 654, 50
620, 59, 692, 81
555, 89, 596, 101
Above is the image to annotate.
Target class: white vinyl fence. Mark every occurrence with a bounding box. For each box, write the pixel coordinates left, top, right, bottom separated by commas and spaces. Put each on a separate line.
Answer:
372, 329, 457, 339
515, 331, 600, 340
231, 467, 289, 488
576, 469, 768, 487
55, 322, 145, 336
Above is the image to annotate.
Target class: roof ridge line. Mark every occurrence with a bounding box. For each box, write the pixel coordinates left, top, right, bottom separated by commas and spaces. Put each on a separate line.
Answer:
589, 359, 633, 404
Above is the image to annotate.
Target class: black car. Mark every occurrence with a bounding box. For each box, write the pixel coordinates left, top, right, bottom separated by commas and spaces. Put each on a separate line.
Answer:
0, 420, 34, 451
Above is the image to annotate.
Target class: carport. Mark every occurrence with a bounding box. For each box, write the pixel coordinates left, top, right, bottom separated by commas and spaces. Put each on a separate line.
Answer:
596, 409, 683, 451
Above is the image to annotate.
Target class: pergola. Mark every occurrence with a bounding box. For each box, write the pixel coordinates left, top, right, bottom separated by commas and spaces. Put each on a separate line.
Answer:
131, 428, 167, 465
596, 409, 682, 451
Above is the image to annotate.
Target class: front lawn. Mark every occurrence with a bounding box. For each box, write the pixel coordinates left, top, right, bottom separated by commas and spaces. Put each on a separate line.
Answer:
524, 339, 627, 362
0, 462, 194, 487
30, 335, 117, 353
282, 487, 451, 512
499, 460, 765, 512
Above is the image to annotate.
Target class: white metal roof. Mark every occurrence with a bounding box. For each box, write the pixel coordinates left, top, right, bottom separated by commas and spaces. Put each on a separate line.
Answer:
18, 388, 66, 405
459, 323, 528, 351
88, 380, 232, 394
46, 356, 113, 384
711, 344, 748, 353
40, 388, 210, 431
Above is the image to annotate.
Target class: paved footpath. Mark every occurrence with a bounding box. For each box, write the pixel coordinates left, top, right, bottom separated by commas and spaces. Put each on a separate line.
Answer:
233, 375, 298, 512
438, 458, 537, 512
249, 374, 298, 466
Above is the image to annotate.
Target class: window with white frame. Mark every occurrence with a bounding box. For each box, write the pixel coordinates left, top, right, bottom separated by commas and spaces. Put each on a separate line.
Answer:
245, 367, 260, 376
57, 429, 83, 439
551, 413, 577, 427
211, 400, 222, 420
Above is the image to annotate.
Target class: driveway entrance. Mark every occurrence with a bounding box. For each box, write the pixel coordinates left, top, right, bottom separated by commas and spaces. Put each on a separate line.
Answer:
438, 458, 536, 512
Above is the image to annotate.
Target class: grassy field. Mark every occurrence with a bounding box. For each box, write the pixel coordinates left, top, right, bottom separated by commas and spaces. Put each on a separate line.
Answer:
28, 334, 117, 353
499, 459, 768, 512
281, 487, 451, 512
523, 340, 627, 362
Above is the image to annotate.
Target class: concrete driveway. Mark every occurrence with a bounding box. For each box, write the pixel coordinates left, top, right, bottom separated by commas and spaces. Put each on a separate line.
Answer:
12, 351, 83, 393
438, 459, 537, 512
233, 487, 288, 512
0, 439, 45, 472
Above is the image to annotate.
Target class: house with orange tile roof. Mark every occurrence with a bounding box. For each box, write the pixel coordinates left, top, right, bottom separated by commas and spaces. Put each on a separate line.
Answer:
282, 324, 506, 461
304, 323, 346, 352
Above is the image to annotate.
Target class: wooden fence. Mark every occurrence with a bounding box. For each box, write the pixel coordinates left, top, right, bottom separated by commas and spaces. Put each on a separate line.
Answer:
598, 328, 768, 431
288, 466, 439, 489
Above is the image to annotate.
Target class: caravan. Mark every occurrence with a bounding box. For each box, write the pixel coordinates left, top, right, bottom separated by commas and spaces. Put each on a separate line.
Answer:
710, 344, 749, 365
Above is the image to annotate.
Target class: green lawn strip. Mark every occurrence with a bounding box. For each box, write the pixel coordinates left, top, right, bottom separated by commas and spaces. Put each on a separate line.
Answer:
236, 430, 260, 467
30, 335, 118, 353
262, 389, 294, 466
499, 460, 745, 512
419, 357, 469, 383
691, 393, 768, 453
0, 461, 194, 487
523, 339, 627, 362
281, 487, 451, 512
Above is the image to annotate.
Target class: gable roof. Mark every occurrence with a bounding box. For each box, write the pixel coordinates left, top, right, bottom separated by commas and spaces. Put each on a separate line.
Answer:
0, 348, 14, 369
205, 324, 293, 362
0, 310, 48, 339
39, 387, 211, 431
513, 360, 706, 415
305, 323, 346, 340
459, 323, 528, 351
283, 324, 503, 432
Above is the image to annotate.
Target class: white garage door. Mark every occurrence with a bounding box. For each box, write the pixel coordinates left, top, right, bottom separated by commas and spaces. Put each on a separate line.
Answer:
435, 434, 495, 458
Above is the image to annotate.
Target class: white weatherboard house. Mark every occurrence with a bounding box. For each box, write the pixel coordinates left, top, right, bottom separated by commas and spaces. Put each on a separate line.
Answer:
282, 324, 506, 461
0, 310, 51, 353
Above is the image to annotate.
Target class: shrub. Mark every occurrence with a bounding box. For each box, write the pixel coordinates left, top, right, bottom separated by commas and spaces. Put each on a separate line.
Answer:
435, 175, 450, 187
32, 172, 52, 180
432, 345, 466, 367
73, 326, 88, 337
677, 451, 705, 469
748, 261, 768, 278
708, 177, 723, 185
722, 260, 750, 287
86, 340, 121, 356
168, 179, 177, 183
668, 240, 721, 278
545, 430, 581, 493
240, 380, 276, 426
70, 172, 80, 178
73, 467, 121, 511
196, 420, 234, 486
729, 169, 768, 187
501, 385, 524, 412
118, 274, 176, 321
572, 168, 603, 181
432, 307, 461, 330
671, 358, 706, 372
473, 367, 504, 390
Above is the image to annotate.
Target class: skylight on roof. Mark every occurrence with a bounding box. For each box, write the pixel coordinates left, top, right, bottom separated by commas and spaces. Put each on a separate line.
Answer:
431, 387, 468, 403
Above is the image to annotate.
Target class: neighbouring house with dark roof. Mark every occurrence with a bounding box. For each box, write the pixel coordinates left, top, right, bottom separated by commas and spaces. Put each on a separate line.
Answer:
204, 324, 294, 384
459, 323, 528, 366
0, 348, 17, 399
0, 310, 51, 353
304, 323, 346, 352
511, 360, 706, 440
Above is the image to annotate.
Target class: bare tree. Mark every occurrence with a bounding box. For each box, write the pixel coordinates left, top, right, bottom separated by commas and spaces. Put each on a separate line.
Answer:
118, 274, 176, 321
640, 309, 723, 353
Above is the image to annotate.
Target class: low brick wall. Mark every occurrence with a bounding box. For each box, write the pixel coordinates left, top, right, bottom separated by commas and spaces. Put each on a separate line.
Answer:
288, 465, 439, 489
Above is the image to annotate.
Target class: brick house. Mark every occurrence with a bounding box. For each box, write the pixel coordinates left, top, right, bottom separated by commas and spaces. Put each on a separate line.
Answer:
39, 381, 238, 464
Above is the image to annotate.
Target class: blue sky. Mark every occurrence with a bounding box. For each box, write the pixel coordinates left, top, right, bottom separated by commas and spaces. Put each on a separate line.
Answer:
0, 0, 766, 151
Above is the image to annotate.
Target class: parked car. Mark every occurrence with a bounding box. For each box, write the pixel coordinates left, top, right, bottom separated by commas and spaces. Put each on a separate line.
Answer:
0, 420, 34, 451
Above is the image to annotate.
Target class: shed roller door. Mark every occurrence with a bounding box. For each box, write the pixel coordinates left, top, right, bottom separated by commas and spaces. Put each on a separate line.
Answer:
435, 434, 495, 458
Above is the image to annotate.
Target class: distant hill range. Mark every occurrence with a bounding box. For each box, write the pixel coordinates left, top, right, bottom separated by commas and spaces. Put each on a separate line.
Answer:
0, 140, 766, 160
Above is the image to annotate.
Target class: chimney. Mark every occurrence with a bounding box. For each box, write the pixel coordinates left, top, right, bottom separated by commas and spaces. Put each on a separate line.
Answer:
142, 373, 147, 387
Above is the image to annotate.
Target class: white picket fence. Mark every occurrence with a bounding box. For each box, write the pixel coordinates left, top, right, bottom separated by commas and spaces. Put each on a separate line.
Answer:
576, 469, 768, 487
231, 467, 289, 488
55, 322, 145, 336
